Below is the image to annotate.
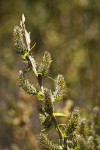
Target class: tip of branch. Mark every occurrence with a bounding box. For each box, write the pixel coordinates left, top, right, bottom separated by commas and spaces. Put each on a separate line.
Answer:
22, 13, 25, 23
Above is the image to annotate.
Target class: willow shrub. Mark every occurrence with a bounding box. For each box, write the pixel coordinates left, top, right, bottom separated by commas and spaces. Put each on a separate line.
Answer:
13, 14, 100, 150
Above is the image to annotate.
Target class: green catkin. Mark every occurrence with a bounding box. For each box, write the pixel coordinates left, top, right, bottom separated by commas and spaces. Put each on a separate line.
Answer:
52, 74, 67, 101
18, 70, 37, 95
13, 26, 27, 54
65, 110, 79, 136
44, 89, 53, 115
39, 133, 59, 150
38, 51, 52, 76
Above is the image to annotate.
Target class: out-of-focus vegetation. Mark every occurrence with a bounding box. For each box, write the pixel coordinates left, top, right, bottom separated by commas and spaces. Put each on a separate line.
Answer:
0, 0, 100, 149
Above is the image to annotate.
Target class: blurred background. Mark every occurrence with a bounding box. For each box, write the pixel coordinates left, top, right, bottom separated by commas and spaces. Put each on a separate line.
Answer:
0, 0, 100, 149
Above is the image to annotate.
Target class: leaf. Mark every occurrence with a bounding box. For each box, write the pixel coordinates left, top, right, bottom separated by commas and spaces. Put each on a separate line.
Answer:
37, 91, 44, 100
22, 52, 29, 60
42, 115, 53, 130
53, 113, 67, 117
52, 96, 63, 102
58, 124, 66, 126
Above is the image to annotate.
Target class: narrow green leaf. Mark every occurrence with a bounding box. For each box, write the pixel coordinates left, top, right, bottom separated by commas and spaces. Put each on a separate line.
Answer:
58, 124, 66, 126
53, 113, 67, 117
52, 96, 63, 102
